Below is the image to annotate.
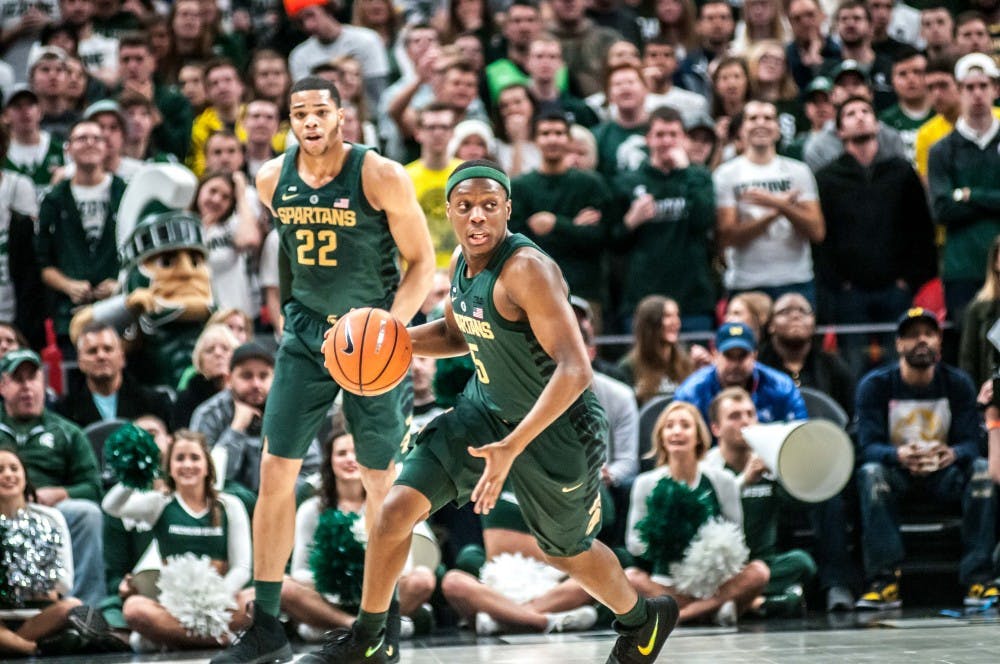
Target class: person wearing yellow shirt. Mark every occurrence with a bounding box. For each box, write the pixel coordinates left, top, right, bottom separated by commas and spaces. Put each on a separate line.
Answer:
914, 55, 1000, 179
188, 60, 287, 176
404, 103, 463, 267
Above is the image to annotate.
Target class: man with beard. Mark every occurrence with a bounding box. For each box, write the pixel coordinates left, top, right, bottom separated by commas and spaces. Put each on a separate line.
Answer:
824, 0, 896, 111
758, 293, 855, 416
674, 321, 808, 426
815, 95, 937, 377
854, 308, 997, 609
190, 342, 321, 515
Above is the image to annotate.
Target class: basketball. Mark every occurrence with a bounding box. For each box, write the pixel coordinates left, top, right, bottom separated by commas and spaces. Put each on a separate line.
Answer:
324, 308, 412, 396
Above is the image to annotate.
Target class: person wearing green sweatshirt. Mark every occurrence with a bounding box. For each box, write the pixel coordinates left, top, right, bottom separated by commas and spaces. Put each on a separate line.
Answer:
928, 52, 1000, 329
612, 105, 716, 332
0, 349, 105, 605
510, 112, 614, 326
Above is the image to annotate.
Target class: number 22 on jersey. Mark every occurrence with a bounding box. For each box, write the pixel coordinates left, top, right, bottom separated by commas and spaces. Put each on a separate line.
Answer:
295, 229, 338, 266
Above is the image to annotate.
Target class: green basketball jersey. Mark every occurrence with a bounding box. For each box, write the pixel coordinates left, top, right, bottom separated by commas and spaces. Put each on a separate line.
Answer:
153, 497, 229, 561
271, 144, 400, 318
452, 233, 597, 422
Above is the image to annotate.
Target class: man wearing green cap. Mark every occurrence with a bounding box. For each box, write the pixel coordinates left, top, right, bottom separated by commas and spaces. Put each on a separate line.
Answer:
0, 349, 105, 605
316, 159, 679, 664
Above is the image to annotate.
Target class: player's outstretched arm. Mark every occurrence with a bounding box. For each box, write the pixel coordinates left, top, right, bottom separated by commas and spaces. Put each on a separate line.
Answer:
468, 249, 593, 514
409, 250, 469, 358
363, 153, 436, 325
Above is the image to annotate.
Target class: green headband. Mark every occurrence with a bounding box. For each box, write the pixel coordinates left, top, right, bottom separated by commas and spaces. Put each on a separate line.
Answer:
445, 165, 511, 201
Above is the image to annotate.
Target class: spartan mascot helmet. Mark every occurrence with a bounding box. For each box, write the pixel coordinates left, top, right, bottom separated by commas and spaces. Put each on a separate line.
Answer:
70, 164, 215, 385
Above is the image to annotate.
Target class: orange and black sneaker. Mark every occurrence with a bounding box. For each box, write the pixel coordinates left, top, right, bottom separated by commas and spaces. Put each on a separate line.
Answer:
606, 595, 679, 663
855, 571, 902, 610
965, 581, 1000, 607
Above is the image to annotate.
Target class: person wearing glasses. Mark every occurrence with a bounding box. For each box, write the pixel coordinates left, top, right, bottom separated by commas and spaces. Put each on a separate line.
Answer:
758, 292, 855, 417
405, 102, 462, 267
36, 118, 126, 355
814, 95, 936, 378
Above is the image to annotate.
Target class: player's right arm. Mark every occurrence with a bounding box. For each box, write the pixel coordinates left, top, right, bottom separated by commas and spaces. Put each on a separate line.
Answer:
408, 249, 468, 358
255, 155, 291, 304
254, 154, 284, 218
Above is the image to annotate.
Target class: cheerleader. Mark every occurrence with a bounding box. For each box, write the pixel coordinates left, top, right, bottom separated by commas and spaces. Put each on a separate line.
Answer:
102, 429, 251, 650
625, 401, 770, 624
0, 449, 78, 655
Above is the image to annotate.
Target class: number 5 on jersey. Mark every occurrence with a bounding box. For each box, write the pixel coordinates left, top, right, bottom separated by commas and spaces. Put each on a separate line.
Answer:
295, 229, 338, 266
468, 343, 490, 384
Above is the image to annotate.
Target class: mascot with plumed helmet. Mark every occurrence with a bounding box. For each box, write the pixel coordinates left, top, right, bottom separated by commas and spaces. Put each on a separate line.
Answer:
69, 164, 214, 386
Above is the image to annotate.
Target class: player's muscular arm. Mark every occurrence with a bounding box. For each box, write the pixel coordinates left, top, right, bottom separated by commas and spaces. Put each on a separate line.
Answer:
363, 153, 435, 324
496, 250, 593, 452
468, 249, 594, 514
409, 299, 469, 357
255, 155, 285, 218
409, 252, 468, 357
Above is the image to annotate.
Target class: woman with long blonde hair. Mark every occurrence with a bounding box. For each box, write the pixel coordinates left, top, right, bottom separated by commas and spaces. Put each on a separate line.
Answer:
732, 0, 790, 54
747, 40, 804, 145
625, 402, 769, 624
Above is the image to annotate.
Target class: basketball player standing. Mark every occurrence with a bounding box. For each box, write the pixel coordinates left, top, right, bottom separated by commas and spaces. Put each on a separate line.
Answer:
308, 160, 678, 664
211, 76, 435, 664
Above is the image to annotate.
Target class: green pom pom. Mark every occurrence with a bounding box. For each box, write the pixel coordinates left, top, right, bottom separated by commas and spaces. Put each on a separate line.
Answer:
105, 423, 161, 490
309, 509, 366, 608
636, 476, 718, 574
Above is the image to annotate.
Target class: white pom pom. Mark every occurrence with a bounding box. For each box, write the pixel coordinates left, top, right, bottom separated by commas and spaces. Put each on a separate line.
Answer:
479, 553, 566, 604
157, 553, 236, 641
351, 513, 369, 546
669, 518, 749, 599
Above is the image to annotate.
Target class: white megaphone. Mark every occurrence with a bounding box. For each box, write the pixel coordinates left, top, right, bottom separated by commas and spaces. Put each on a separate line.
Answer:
741, 420, 854, 503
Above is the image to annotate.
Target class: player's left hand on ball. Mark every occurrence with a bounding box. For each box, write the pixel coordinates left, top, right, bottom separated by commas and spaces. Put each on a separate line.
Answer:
467, 442, 518, 515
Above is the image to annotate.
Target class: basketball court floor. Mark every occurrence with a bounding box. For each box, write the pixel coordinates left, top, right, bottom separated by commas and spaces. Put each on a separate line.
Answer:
28, 609, 999, 663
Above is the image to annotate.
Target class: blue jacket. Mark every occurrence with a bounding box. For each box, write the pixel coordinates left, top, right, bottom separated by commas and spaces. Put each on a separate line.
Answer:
855, 363, 981, 467
674, 362, 808, 425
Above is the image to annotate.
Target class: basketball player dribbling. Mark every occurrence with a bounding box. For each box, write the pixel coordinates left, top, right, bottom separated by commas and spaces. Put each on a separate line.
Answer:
318, 160, 679, 664
210, 76, 435, 664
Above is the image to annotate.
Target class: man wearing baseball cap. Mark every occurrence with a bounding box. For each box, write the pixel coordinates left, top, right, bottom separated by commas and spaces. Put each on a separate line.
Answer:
1, 84, 65, 196
854, 307, 997, 609
0, 349, 106, 605
674, 322, 808, 426
190, 342, 321, 513
927, 52, 1000, 332
674, 321, 858, 609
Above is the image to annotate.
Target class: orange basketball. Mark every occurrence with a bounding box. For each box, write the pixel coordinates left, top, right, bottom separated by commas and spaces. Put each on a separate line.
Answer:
324, 308, 412, 396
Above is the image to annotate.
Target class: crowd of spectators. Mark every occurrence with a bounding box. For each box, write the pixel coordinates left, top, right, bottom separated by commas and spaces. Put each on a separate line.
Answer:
2, 0, 1000, 654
